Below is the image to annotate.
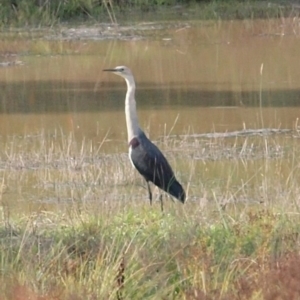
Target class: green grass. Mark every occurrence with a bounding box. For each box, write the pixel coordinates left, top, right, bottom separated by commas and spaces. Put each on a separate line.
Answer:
1, 130, 300, 299
1, 203, 300, 299
0, 0, 297, 27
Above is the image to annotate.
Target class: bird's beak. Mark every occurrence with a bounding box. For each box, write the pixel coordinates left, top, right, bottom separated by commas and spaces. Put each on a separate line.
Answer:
103, 68, 117, 72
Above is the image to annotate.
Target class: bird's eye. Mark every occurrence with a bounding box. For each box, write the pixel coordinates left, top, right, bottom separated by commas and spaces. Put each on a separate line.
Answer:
119, 68, 124, 72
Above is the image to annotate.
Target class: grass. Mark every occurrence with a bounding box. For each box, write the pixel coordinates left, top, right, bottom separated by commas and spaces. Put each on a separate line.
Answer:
1, 129, 300, 299
1, 0, 300, 298
0, 0, 298, 27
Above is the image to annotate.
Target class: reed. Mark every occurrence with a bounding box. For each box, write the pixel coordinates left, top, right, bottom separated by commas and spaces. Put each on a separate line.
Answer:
1, 128, 300, 299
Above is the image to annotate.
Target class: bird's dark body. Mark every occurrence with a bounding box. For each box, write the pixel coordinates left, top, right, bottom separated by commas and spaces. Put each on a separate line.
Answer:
129, 132, 185, 203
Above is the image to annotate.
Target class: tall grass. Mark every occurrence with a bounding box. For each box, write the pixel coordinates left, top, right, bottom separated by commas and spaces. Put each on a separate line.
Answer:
0, 0, 297, 27
1, 129, 300, 299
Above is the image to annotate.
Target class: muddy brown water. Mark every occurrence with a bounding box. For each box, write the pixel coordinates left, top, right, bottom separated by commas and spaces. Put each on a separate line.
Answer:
1, 18, 300, 214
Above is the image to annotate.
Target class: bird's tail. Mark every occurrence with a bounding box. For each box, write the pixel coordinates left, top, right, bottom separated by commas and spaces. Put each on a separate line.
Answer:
168, 179, 186, 203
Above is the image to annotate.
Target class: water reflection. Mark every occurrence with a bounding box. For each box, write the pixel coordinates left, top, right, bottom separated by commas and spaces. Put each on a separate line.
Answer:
0, 19, 300, 142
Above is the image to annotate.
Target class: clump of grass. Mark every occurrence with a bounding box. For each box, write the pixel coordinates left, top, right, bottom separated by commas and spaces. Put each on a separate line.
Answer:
0, 206, 300, 299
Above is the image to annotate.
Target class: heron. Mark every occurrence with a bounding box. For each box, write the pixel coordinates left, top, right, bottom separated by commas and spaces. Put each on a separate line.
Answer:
103, 66, 186, 211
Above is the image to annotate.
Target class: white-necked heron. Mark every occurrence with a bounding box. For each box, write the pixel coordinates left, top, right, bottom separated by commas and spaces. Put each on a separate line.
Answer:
103, 66, 185, 210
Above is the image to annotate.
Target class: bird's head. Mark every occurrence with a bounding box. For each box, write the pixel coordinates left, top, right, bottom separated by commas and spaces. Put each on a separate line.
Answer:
103, 66, 133, 79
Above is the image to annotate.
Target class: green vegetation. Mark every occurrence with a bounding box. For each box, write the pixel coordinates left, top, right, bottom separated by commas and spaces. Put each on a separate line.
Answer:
1, 0, 299, 298
1, 130, 300, 299
0, 0, 297, 27
1, 206, 300, 299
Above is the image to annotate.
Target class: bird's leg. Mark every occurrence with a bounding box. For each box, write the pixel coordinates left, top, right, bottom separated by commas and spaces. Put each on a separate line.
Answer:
146, 182, 152, 205
159, 194, 164, 212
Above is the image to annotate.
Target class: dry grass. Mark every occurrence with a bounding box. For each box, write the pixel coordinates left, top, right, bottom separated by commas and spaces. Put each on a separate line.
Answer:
1, 129, 300, 299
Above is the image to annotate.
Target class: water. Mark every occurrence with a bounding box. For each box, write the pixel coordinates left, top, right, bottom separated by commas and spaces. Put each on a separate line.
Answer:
1, 19, 300, 142
1, 18, 300, 214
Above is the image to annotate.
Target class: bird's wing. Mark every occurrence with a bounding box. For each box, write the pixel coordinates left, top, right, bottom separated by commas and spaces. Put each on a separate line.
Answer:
129, 133, 175, 188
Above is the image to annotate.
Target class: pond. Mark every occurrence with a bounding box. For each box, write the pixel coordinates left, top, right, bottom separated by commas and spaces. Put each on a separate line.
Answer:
1, 18, 300, 214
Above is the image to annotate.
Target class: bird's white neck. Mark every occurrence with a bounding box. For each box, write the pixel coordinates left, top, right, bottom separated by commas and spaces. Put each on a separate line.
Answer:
124, 77, 141, 142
